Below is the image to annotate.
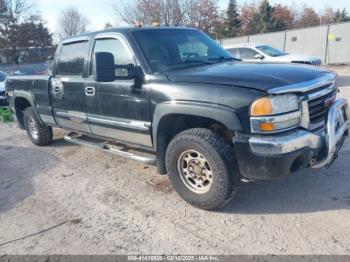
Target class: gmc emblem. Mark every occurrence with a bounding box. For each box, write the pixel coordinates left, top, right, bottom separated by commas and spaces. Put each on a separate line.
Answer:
324, 95, 336, 107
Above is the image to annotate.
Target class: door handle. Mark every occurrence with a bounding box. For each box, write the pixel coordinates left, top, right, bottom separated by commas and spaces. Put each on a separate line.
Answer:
53, 86, 61, 93
85, 87, 95, 96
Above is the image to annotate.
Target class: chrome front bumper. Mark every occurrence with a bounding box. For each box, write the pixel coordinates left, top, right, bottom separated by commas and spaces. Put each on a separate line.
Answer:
249, 99, 350, 168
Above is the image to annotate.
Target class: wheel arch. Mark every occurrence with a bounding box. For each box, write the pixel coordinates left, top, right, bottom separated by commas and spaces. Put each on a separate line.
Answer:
13, 91, 43, 129
152, 101, 243, 174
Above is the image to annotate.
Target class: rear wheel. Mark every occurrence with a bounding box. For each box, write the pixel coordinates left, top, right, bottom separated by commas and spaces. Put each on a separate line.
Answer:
165, 128, 240, 210
23, 107, 53, 146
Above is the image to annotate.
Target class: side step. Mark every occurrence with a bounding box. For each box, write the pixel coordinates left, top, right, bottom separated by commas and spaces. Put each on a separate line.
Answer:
64, 133, 157, 165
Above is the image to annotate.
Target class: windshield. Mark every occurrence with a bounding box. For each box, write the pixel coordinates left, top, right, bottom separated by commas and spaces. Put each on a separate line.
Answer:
0, 72, 6, 82
256, 45, 287, 57
132, 29, 233, 73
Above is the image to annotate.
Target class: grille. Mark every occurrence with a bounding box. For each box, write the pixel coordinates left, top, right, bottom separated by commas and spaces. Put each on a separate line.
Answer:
308, 91, 336, 125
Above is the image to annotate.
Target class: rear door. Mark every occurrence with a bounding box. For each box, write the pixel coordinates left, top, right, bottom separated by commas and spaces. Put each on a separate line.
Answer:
50, 38, 91, 133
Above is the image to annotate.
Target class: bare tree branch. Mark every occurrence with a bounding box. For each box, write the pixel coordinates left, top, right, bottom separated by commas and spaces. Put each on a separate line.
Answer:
58, 6, 90, 38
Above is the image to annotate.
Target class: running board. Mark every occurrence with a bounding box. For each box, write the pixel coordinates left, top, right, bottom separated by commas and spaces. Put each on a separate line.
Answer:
64, 133, 156, 165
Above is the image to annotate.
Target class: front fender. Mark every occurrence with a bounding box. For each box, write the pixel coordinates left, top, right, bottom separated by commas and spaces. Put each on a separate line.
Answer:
152, 101, 243, 148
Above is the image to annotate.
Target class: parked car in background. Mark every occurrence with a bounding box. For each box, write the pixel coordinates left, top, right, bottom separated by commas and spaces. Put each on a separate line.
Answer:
11, 63, 49, 76
225, 43, 322, 66
0, 71, 8, 106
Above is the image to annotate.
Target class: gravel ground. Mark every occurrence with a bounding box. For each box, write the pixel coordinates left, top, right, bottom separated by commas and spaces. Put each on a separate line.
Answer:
0, 66, 350, 255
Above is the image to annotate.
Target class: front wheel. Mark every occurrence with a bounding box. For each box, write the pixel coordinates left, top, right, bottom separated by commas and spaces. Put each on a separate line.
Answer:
23, 107, 53, 146
165, 128, 240, 210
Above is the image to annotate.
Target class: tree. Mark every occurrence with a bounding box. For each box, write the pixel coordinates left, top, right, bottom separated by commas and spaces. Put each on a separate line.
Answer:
257, 0, 274, 33
113, 0, 219, 35
298, 6, 320, 27
239, 2, 258, 35
58, 7, 89, 38
272, 4, 294, 31
185, 0, 219, 35
320, 7, 335, 25
333, 8, 350, 23
340, 8, 350, 22
0, 0, 35, 61
17, 18, 52, 49
160, 0, 184, 25
225, 0, 240, 37
113, 0, 184, 26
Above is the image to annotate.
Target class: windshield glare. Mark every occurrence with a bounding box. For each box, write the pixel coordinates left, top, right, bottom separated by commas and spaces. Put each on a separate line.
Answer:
132, 29, 233, 72
256, 45, 287, 57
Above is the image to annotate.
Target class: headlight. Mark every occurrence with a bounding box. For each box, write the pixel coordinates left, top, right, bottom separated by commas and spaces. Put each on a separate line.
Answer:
251, 94, 299, 116
250, 94, 301, 133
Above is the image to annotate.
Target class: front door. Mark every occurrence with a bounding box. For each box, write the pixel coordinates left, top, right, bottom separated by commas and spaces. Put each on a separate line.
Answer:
50, 39, 91, 133
85, 34, 152, 148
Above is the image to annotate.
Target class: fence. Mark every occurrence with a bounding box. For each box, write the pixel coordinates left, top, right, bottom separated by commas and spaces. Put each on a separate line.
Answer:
219, 21, 350, 64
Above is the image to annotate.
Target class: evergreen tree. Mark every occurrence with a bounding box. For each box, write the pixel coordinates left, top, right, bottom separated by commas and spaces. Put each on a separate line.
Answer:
257, 0, 274, 33
340, 8, 350, 22
225, 0, 241, 37
333, 8, 350, 23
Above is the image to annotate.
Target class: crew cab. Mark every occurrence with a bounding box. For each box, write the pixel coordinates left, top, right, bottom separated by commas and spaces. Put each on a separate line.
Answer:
5, 27, 350, 210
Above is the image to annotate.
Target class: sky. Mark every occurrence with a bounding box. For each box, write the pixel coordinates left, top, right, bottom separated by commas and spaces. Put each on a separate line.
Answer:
37, 0, 350, 36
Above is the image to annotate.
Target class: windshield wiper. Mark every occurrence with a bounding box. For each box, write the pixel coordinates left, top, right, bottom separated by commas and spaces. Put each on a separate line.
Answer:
170, 59, 213, 66
208, 56, 242, 62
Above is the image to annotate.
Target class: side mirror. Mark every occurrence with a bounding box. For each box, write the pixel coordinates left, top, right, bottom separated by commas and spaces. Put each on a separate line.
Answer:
95, 52, 140, 82
95, 52, 116, 82
254, 54, 264, 60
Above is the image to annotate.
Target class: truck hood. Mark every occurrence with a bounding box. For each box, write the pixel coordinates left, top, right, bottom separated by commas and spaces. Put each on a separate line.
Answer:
166, 62, 331, 92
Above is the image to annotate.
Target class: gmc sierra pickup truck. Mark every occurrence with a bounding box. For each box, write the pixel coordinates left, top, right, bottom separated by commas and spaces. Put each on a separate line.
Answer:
6, 27, 350, 210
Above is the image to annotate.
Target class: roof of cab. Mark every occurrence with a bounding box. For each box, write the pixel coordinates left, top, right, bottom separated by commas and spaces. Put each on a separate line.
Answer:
62, 26, 196, 44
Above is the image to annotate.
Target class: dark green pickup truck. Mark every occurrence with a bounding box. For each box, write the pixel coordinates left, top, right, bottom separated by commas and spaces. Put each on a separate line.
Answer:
6, 27, 350, 210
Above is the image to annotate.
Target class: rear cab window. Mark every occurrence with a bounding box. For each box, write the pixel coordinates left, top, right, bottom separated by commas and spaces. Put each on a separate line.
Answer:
56, 41, 89, 76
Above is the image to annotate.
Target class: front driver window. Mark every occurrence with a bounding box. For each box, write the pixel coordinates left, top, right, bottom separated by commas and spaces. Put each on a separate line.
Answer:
90, 38, 133, 77
239, 48, 259, 60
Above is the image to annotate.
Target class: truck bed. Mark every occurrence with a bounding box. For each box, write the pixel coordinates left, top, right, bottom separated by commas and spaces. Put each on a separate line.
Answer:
6, 75, 56, 125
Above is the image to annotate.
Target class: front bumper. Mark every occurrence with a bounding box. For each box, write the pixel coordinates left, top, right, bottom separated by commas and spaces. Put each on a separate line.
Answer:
235, 99, 350, 180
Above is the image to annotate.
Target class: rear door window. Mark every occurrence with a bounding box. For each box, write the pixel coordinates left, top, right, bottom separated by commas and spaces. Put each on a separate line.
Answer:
57, 41, 89, 76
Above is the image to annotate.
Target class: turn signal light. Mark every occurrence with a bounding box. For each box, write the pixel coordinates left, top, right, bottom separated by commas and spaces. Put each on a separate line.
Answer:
259, 122, 275, 132
251, 97, 273, 116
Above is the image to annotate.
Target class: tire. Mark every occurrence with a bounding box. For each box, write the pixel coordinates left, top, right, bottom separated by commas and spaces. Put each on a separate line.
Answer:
23, 107, 53, 146
165, 128, 240, 210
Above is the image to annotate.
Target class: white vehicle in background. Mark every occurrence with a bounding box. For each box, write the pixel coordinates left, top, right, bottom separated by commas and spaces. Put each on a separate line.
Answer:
224, 43, 322, 66
0, 71, 8, 106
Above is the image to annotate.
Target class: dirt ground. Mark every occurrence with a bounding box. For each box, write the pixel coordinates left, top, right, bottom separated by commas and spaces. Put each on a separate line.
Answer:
0, 66, 350, 255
